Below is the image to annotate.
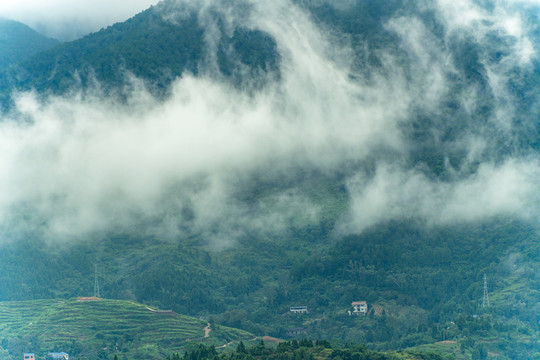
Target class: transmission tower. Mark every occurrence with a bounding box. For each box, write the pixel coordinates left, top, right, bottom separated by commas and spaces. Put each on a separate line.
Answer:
94, 263, 100, 298
482, 273, 489, 308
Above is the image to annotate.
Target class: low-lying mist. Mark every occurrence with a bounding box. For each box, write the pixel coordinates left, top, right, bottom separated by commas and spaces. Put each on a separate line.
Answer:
0, 0, 538, 246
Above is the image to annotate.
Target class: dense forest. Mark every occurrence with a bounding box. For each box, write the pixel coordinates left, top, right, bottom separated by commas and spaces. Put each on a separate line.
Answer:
0, 4, 279, 109
0, 18, 59, 71
170, 340, 447, 360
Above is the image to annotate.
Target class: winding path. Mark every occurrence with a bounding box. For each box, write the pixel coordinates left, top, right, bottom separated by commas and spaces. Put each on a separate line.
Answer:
204, 323, 211, 338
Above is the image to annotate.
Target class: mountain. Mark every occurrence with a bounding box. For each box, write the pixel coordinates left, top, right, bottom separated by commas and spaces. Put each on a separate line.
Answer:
0, 18, 59, 71
0, 298, 252, 359
0, 3, 279, 108
0, 0, 538, 359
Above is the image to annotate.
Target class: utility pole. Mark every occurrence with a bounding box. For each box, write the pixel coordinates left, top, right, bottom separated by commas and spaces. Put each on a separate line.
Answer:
482, 273, 489, 308
94, 263, 100, 298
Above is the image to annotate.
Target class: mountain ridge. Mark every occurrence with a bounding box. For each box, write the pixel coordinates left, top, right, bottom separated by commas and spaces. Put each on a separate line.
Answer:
0, 18, 59, 71
0, 1, 280, 108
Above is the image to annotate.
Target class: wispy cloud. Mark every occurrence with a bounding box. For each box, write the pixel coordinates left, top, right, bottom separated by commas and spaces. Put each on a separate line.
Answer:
339, 159, 540, 233
0, 0, 538, 245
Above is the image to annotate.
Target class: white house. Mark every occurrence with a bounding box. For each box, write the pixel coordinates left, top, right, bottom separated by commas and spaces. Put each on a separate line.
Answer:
290, 306, 308, 314
352, 301, 368, 315
45, 353, 69, 360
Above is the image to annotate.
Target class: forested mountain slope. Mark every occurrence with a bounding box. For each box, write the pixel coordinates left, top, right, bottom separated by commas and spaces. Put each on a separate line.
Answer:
0, 3, 278, 107
0, 18, 59, 71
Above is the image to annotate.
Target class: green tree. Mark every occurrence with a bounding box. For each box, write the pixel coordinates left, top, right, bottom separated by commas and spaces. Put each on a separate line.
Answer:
0, 347, 12, 360
236, 342, 247, 354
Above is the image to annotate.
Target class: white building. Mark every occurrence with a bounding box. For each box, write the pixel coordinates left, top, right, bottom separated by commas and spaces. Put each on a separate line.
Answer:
352, 301, 368, 315
290, 306, 308, 314
45, 353, 69, 360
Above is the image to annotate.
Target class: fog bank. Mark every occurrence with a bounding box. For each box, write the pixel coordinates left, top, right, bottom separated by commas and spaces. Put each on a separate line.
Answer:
0, 0, 538, 244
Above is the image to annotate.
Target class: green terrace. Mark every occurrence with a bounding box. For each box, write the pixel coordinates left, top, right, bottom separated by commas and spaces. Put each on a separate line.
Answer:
0, 298, 253, 359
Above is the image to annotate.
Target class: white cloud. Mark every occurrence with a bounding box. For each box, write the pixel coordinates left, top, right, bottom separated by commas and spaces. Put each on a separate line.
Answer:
435, 0, 537, 65
340, 159, 540, 233
0, 0, 538, 244
0, 0, 409, 242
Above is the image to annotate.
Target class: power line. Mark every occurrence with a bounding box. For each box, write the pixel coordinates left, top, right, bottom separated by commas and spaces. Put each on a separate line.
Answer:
94, 263, 100, 298
482, 273, 489, 308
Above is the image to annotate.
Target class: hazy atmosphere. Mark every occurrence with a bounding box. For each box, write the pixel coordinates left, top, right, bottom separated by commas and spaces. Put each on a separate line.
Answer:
0, 0, 539, 245
0, 0, 539, 358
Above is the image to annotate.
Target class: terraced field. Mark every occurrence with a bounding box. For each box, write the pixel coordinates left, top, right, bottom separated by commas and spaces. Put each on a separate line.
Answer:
0, 299, 253, 359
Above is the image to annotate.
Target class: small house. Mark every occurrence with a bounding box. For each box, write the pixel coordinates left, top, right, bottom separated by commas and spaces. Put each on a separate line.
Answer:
290, 306, 308, 314
45, 353, 69, 360
352, 301, 368, 315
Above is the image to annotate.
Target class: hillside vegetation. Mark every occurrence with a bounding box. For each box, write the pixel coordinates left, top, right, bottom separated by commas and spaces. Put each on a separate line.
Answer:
0, 3, 279, 108
0, 18, 59, 71
0, 299, 252, 359
0, 218, 537, 359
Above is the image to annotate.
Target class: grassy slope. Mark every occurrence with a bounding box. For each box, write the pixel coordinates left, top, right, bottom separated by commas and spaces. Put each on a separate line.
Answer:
0, 298, 252, 359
